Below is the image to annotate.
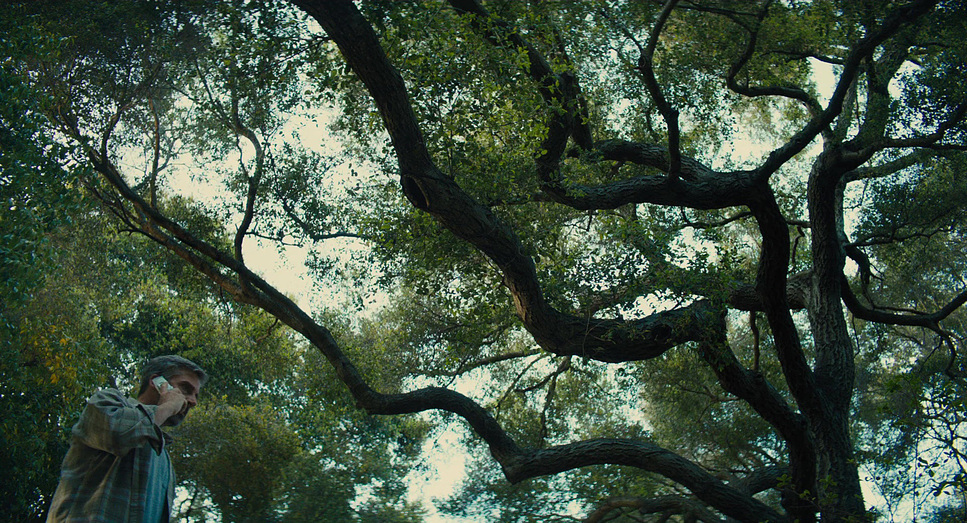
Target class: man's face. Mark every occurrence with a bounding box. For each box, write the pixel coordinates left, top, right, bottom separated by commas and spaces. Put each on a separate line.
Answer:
163, 372, 202, 427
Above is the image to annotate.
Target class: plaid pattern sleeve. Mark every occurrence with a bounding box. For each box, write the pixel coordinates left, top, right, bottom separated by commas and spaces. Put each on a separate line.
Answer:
46, 389, 174, 523
73, 389, 167, 456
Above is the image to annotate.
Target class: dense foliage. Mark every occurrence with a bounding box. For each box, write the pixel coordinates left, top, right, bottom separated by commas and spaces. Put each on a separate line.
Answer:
3, 1, 966, 521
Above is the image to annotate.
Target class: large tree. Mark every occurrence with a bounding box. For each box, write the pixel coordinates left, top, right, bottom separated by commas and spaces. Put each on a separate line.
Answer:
7, 0, 967, 521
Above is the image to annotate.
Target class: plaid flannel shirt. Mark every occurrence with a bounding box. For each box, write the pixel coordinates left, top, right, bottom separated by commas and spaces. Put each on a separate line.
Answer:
46, 389, 175, 523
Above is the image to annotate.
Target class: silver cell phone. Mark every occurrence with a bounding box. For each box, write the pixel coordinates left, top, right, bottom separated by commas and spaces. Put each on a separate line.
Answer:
152, 376, 169, 390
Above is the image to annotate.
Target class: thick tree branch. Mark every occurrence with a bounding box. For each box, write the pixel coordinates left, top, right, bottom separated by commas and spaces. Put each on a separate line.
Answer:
796, 24, 952, 513
791, 10, 948, 510
804, 148, 867, 520
854, 33, 913, 147
728, 465, 788, 496
554, 139, 760, 211
748, 192, 822, 418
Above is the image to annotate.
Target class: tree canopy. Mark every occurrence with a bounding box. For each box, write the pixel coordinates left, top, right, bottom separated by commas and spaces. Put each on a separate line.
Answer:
3, 0, 967, 521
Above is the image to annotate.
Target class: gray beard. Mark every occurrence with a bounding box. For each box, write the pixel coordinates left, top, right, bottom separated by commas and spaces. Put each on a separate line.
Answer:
164, 411, 186, 427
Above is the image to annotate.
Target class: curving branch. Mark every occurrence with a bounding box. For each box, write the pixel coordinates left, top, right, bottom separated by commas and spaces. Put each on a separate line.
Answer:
443, 2, 827, 214
843, 276, 967, 379
844, 17, 967, 159
853, 32, 913, 147
636, 0, 683, 179
361, 383, 791, 522
728, 465, 789, 497
147, 98, 162, 208
842, 280, 967, 330
232, 126, 264, 264
748, 192, 821, 420
681, 209, 753, 230
504, 438, 788, 522
229, 97, 265, 266
869, 101, 967, 152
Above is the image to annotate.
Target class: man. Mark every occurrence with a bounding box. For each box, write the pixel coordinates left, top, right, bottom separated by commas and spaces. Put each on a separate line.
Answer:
47, 355, 208, 523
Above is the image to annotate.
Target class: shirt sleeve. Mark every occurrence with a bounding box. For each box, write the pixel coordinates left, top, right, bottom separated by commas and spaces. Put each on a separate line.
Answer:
71, 389, 167, 456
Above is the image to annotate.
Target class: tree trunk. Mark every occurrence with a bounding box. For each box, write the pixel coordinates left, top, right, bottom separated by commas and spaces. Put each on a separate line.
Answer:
808, 149, 866, 521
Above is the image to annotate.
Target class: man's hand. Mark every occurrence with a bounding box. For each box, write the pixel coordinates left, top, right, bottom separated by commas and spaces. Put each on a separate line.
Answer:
154, 381, 188, 427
